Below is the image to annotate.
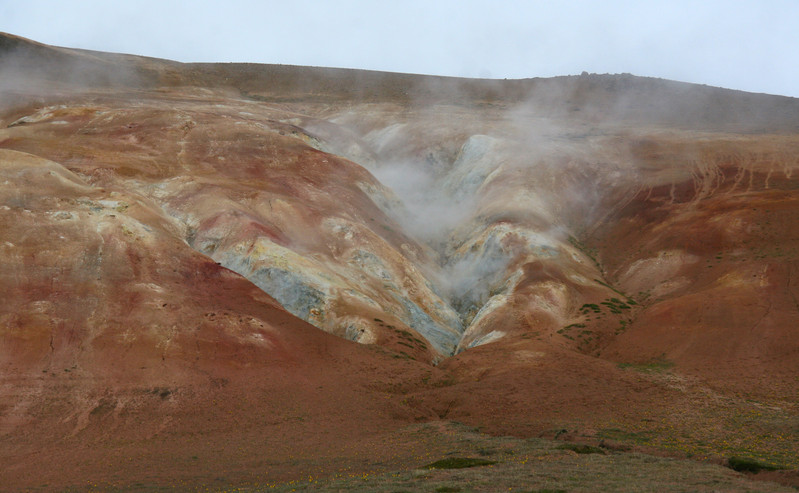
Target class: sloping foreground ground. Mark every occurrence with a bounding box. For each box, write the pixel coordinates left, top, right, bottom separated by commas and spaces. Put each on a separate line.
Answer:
1, 33, 799, 490
26, 423, 799, 492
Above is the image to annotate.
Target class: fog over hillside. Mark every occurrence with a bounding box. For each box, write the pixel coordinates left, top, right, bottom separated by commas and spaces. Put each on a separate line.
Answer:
2, 33, 799, 491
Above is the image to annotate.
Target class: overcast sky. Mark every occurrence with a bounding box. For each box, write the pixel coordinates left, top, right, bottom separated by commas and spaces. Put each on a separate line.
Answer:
2, 0, 797, 98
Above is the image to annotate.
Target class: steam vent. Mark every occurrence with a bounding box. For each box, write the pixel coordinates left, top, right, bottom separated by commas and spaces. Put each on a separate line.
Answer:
3, 33, 799, 490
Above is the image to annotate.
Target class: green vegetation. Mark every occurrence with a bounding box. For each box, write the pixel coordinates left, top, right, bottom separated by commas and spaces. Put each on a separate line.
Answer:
394, 328, 427, 350
569, 295, 639, 347
600, 297, 632, 314
727, 456, 785, 473
580, 297, 636, 317
556, 324, 594, 347
593, 278, 628, 297
617, 357, 674, 373
579, 303, 601, 314
423, 457, 496, 469
568, 235, 601, 270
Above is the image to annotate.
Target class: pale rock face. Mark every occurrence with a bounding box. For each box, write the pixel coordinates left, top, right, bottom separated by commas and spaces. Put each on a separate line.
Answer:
617, 250, 700, 296
443, 134, 504, 198
218, 238, 332, 322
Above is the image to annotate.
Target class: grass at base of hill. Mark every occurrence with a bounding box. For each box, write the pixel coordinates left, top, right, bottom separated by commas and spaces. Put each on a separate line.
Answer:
78, 421, 797, 492
596, 394, 799, 471
258, 425, 796, 492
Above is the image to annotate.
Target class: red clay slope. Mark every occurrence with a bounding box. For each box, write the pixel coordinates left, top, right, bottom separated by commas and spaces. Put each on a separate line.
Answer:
2, 32, 799, 489
0, 148, 437, 488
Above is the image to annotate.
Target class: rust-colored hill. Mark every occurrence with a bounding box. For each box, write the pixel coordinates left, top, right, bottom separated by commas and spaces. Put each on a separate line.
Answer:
2, 32, 799, 490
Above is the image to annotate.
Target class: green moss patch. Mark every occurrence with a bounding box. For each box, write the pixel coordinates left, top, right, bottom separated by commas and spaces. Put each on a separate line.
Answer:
727, 456, 785, 473
423, 457, 496, 469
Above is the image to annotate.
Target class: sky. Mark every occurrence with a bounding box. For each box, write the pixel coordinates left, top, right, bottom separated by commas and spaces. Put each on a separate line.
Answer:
2, 0, 798, 98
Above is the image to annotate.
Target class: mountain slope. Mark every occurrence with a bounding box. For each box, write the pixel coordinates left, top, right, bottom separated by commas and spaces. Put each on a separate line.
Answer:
2, 32, 799, 489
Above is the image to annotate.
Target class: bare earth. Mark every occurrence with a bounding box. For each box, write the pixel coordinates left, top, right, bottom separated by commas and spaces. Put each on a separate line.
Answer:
1, 33, 799, 491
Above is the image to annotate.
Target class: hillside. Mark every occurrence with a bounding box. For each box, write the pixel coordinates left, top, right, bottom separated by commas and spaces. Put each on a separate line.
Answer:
2, 32, 799, 491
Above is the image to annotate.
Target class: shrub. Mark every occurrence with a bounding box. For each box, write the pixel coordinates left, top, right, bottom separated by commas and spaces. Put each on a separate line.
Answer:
727, 456, 784, 473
